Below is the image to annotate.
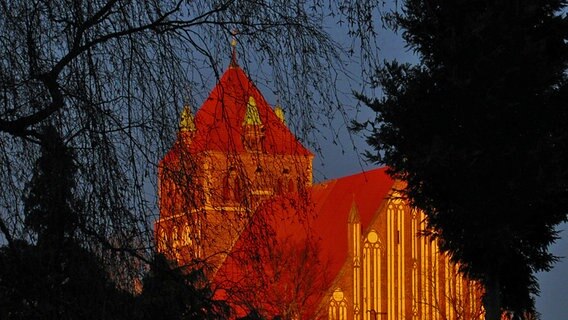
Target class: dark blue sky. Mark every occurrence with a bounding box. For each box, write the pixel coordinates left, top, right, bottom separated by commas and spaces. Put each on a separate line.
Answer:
311, 17, 568, 320
197, 6, 567, 317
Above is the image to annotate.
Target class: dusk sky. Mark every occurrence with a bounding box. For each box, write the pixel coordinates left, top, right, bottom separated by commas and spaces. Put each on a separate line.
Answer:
190, 7, 567, 318
310, 17, 568, 320
2, 2, 564, 319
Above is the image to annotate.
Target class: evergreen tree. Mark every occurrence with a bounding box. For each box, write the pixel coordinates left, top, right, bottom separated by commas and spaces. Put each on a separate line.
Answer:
24, 126, 80, 248
1, 126, 134, 319
137, 253, 230, 320
0, 240, 135, 319
0, 0, 383, 293
357, 1, 568, 319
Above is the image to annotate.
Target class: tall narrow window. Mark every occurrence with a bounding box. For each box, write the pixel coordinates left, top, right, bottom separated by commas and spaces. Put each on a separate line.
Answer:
182, 225, 192, 246
223, 169, 242, 203
172, 226, 179, 247
363, 230, 381, 320
157, 228, 167, 252
287, 177, 295, 193
329, 288, 347, 320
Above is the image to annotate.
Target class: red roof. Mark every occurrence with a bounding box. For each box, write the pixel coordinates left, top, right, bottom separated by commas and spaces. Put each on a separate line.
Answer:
310, 167, 394, 284
213, 167, 395, 318
162, 66, 311, 166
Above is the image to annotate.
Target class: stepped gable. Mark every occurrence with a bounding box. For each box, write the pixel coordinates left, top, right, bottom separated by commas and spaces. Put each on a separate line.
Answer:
162, 66, 311, 166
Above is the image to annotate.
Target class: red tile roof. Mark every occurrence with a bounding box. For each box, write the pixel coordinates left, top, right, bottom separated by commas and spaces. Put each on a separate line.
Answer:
162, 66, 311, 166
310, 167, 394, 283
213, 167, 395, 318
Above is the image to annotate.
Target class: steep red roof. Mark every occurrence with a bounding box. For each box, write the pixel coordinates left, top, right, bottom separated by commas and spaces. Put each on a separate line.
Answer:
310, 167, 395, 285
213, 167, 395, 318
162, 66, 311, 166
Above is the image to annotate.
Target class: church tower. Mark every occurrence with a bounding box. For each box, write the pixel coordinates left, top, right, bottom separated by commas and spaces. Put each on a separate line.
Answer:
155, 50, 313, 270
155, 44, 484, 320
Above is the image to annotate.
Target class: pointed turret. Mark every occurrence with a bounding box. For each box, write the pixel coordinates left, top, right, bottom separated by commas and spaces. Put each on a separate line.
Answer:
274, 105, 285, 124
178, 105, 197, 145
242, 96, 263, 151
348, 199, 361, 224
243, 96, 262, 126
180, 105, 196, 132
178, 105, 196, 144
347, 198, 362, 316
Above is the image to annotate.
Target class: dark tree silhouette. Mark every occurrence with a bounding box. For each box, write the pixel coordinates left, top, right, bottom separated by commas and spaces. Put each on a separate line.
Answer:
0, 239, 136, 320
356, 1, 568, 319
0, 0, 385, 290
136, 253, 230, 320
0, 126, 134, 319
24, 126, 80, 248
0, 2, 391, 317
1, 126, 226, 319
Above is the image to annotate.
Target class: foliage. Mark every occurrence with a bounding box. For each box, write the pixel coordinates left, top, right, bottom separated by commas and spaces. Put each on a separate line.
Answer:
1, 126, 134, 319
356, 0, 568, 318
0, 240, 135, 320
24, 126, 80, 248
1, 126, 227, 319
136, 253, 230, 320
0, 243, 226, 320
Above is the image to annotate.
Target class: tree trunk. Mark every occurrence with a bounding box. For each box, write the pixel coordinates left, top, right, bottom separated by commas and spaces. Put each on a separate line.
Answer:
484, 273, 501, 320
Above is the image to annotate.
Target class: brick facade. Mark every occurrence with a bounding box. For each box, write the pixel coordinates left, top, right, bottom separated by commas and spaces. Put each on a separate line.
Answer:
155, 64, 483, 319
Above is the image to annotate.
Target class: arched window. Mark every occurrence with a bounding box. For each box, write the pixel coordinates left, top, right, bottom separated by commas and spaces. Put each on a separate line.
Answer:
172, 226, 179, 247
287, 178, 295, 193
329, 288, 347, 320
363, 230, 381, 320
222, 174, 231, 201
157, 228, 168, 252
223, 169, 242, 202
275, 177, 283, 193
182, 225, 192, 246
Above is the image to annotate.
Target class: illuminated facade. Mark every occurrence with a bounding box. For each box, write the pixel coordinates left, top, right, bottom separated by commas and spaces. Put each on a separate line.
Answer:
155, 58, 483, 319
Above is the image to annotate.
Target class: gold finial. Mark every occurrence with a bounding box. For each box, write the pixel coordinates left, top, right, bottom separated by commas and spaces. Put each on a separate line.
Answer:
179, 105, 196, 132
230, 29, 238, 68
243, 96, 262, 126
274, 105, 285, 124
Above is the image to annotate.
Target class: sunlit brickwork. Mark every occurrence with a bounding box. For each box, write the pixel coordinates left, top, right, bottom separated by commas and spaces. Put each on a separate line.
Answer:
156, 62, 484, 319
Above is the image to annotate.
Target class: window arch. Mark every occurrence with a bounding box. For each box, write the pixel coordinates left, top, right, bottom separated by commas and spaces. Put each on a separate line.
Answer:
363, 230, 381, 320
157, 228, 168, 252
172, 226, 179, 247
223, 169, 242, 202
328, 288, 347, 320
182, 224, 192, 246
287, 178, 295, 193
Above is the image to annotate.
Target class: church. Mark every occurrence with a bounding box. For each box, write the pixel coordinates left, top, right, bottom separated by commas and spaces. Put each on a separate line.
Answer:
155, 50, 483, 319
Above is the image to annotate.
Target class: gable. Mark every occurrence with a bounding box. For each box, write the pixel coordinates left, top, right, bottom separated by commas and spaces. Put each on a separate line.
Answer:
189, 67, 311, 156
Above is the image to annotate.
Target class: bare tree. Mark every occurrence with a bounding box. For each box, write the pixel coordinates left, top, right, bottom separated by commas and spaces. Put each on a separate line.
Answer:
415, 257, 485, 320
0, 0, 385, 293
211, 194, 331, 319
